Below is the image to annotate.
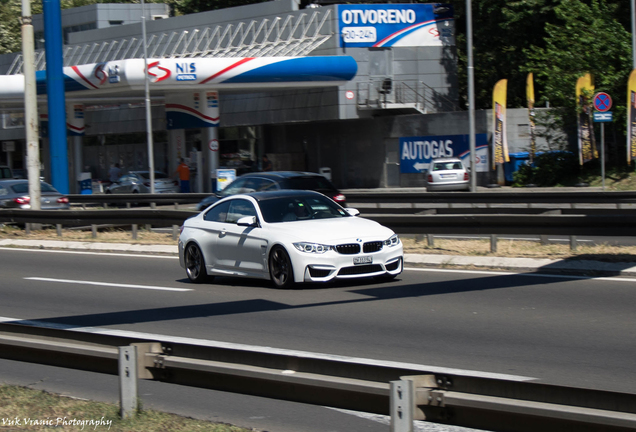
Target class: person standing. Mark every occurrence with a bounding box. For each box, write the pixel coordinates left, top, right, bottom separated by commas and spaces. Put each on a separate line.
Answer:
108, 163, 121, 183
262, 154, 273, 172
174, 158, 191, 193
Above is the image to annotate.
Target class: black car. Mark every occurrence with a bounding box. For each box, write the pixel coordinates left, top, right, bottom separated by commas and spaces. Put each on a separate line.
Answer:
196, 171, 345, 211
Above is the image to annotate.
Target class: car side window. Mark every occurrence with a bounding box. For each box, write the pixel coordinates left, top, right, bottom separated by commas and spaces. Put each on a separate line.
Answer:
204, 201, 231, 223
226, 199, 257, 224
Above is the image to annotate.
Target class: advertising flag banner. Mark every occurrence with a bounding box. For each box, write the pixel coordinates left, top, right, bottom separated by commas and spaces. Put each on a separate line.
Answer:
527, 73, 536, 163
576, 73, 596, 165
627, 69, 636, 162
492, 79, 509, 168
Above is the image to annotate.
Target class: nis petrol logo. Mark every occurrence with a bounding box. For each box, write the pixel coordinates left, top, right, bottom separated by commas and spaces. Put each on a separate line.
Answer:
146, 62, 197, 82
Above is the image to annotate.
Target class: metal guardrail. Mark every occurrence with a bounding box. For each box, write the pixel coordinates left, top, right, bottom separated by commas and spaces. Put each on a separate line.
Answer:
1, 209, 636, 238
1, 320, 636, 431
66, 190, 636, 208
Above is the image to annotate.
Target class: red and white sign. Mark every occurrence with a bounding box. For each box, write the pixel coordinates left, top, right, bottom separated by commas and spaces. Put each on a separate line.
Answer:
208, 139, 219, 152
345, 90, 355, 100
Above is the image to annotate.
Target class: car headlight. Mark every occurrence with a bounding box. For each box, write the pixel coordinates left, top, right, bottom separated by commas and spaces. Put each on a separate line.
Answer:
293, 242, 333, 254
384, 234, 400, 247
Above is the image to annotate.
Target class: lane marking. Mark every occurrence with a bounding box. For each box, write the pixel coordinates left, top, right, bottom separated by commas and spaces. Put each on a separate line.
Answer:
0, 315, 534, 382
25, 277, 191, 292
0, 247, 178, 259
405, 267, 636, 283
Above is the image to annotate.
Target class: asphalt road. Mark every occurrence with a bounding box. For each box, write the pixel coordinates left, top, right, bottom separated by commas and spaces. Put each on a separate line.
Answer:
1, 247, 635, 431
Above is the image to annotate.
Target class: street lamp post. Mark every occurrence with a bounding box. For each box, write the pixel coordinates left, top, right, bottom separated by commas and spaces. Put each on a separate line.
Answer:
467, 0, 476, 192
141, 0, 155, 194
21, 0, 40, 210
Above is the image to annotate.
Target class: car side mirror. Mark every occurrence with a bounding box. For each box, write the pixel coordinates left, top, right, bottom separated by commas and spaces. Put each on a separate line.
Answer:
346, 208, 361, 217
237, 216, 258, 227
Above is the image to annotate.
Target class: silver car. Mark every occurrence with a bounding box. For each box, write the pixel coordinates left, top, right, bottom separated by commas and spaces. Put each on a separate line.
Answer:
425, 158, 470, 192
106, 171, 180, 194
0, 179, 70, 209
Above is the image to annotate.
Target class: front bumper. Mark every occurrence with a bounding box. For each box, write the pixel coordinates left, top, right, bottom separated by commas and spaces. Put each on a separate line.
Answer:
293, 244, 404, 283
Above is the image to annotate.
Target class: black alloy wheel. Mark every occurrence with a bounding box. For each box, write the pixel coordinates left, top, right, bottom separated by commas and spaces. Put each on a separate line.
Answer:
269, 246, 294, 289
184, 243, 209, 283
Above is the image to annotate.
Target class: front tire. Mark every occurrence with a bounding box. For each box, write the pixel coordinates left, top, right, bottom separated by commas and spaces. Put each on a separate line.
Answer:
269, 246, 295, 289
184, 243, 209, 283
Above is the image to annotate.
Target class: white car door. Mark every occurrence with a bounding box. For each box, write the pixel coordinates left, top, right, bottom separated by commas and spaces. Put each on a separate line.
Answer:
215, 199, 268, 276
199, 200, 232, 270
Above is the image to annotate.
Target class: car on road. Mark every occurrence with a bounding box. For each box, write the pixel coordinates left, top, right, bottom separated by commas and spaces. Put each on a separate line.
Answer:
196, 171, 346, 211
0, 179, 70, 209
106, 171, 180, 194
425, 157, 470, 192
180, 190, 402, 288
0, 166, 13, 179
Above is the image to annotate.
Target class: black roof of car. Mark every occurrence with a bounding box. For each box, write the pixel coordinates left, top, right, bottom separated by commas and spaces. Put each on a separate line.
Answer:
237, 171, 328, 180
246, 189, 325, 202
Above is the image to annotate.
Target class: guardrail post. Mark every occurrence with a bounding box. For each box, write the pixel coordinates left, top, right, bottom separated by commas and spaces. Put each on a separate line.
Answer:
172, 225, 179, 240
570, 235, 577, 251
132, 224, 138, 240
118, 345, 138, 419
490, 234, 497, 253
390, 379, 414, 432
25, 223, 30, 235
91, 225, 97, 239
540, 235, 549, 245
427, 234, 434, 247
56, 224, 62, 237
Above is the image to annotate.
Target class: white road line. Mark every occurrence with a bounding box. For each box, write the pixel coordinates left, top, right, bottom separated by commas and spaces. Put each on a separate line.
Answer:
405, 267, 636, 283
24, 277, 191, 292
0, 247, 178, 259
0, 315, 534, 382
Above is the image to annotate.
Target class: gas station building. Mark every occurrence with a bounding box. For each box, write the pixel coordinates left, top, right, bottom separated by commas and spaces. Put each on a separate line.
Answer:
0, 1, 505, 192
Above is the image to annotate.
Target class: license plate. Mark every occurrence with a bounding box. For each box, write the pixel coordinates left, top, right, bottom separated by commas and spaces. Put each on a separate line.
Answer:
441, 174, 457, 179
353, 256, 373, 265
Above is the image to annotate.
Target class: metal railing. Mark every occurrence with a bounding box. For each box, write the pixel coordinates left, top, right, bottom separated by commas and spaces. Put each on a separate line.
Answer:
356, 80, 462, 114
1, 320, 636, 431
8, 10, 334, 74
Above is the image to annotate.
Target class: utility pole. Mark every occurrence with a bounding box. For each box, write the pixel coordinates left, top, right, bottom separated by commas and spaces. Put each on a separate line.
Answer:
141, 0, 156, 194
21, 0, 41, 210
466, 0, 476, 192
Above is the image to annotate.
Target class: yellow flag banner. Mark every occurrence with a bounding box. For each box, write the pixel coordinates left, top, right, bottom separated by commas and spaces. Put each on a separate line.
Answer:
527, 73, 536, 163
492, 79, 509, 169
576, 73, 596, 165
627, 69, 636, 163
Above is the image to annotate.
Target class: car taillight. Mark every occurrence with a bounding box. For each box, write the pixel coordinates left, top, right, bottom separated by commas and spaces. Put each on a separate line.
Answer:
57, 197, 69, 204
427, 174, 433, 182
464, 172, 469, 181
333, 194, 346, 203
14, 196, 30, 205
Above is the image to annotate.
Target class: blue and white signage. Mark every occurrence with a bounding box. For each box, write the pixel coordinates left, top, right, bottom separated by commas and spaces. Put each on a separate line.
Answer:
338, 4, 454, 48
400, 134, 489, 173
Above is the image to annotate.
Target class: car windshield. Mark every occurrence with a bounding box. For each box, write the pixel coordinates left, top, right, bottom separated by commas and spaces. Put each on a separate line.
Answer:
11, 182, 58, 193
259, 195, 349, 223
433, 162, 463, 171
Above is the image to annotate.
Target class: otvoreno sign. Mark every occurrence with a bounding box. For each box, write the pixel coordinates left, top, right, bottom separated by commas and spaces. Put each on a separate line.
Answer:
400, 134, 489, 174
337, 4, 454, 48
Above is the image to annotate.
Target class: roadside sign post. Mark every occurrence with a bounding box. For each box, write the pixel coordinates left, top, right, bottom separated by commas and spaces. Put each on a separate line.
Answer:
593, 92, 613, 191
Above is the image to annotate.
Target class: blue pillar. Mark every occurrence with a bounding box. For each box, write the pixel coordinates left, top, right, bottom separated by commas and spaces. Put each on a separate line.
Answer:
42, 0, 69, 193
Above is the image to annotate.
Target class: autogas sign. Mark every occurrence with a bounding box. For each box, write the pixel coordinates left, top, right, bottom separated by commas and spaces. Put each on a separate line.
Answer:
337, 4, 454, 48
400, 134, 489, 173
